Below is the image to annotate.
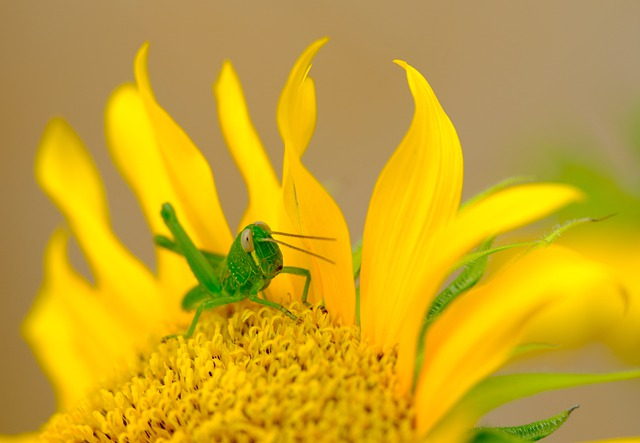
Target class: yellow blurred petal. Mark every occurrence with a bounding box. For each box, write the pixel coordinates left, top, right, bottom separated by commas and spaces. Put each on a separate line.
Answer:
213, 61, 281, 231
277, 38, 326, 157
395, 182, 582, 394
134, 43, 232, 253
520, 267, 627, 349
360, 61, 463, 349
414, 245, 622, 435
561, 231, 640, 362
35, 118, 163, 328
22, 229, 139, 410
105, 83, 200, 302
0, 433, 38, 442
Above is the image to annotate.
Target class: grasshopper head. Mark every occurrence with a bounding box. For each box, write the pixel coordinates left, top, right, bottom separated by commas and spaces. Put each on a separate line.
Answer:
240, 221, 283, 278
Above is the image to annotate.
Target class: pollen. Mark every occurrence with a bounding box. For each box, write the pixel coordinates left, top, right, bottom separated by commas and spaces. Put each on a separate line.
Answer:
38, 302, 416, 442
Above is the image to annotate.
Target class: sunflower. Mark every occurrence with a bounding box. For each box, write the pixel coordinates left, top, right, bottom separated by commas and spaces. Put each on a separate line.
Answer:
4, 38, 637, 442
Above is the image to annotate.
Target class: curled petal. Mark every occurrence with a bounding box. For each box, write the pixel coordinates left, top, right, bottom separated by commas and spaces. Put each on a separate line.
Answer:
277, 38, 326, 157
360, 61, 463, 349
213, 61, 281, 231
414, 245, 623, 435
134, 43, 232, 253
277, 38, 354, 322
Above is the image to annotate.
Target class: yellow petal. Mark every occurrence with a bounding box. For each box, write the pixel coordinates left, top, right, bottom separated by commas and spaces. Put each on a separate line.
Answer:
360, 61, 463, 348
414, 245, 622, 435
22, 229, 139, 410
450, 183, 583, 252
213, 61, 280, 231
277, 39, 354, 322
105, 83, 200, 301
134, 42, 232, 253
277, 38, 326, 157
395, 182, 583, 394
282, 147, 355, 324
519, 265, 627, 349
35, 118, 163, 328
561, 230, 640, 362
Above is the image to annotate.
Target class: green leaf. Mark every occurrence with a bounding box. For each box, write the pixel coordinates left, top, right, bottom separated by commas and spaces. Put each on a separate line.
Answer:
475, 406, 579, 441
430, 370, 640, 438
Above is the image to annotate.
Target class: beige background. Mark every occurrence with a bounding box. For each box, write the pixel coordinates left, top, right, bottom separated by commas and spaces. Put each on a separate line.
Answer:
2, 1, 640, 440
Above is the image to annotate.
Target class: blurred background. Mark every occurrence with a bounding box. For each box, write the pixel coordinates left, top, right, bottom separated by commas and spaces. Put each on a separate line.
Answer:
2, 1, 640, 440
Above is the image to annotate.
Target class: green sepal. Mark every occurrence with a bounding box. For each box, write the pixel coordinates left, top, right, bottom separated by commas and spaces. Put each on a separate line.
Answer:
453, 216, 609, 271
429, 370, 640, 438
475, 406, 579, 441
413, 216, 611, 392
427, 237, 493, 325
412, 238, 493, 390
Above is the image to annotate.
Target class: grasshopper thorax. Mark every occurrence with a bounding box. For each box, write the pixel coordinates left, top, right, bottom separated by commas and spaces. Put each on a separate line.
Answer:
239, 221, 283, 279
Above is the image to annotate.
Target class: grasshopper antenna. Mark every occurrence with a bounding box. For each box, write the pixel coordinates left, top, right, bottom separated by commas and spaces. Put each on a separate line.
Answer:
258, 238, 336, 265
270, 231, 336, 241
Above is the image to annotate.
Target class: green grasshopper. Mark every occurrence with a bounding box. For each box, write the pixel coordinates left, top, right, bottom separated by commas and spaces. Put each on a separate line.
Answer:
155, 203, 334, 338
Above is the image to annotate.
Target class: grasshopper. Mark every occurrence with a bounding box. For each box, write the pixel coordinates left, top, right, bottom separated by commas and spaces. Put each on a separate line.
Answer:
156, 203, 334, 338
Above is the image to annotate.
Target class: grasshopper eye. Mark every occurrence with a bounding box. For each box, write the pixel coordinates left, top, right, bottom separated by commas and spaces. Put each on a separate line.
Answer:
254, 221, 271, 233
241, 229, 254, 252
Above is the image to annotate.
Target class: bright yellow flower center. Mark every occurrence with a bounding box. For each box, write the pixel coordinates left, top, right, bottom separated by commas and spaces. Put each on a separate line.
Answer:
38, 303, 416, 441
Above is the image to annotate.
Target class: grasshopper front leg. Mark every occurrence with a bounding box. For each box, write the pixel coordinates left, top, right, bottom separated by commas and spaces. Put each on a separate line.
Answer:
247, 281, 298, 321
279, 266, 311, 305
